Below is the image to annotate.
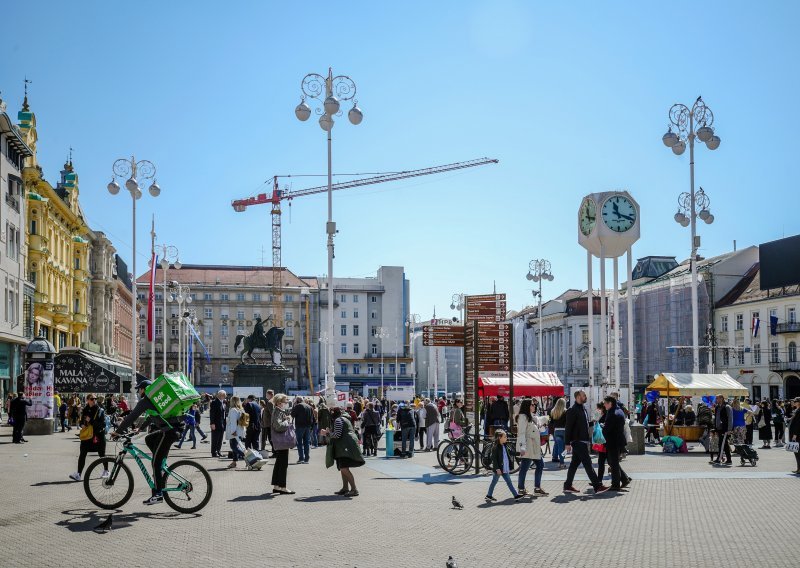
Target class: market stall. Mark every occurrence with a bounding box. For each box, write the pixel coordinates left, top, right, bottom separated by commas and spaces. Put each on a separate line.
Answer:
645, 372, 748, 441
478, 372, 565, 397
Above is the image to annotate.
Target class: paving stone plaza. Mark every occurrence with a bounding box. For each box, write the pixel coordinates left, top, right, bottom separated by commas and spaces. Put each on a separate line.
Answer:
1, 426, 797, 568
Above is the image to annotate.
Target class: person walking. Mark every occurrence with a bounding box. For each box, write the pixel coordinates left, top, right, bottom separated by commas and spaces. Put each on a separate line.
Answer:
516, 399, 548, 497
595, 403, 608, 482
548, 398, 567, 469
416, 402, 427, 451
788, 397, 800, 474
10, 391, 31, 443
69, 394, 108, 481
193, 403, 208, 443
225, 397, 247, 469
209, 390, 227, 458
291, 396, 313, 464
711, 395, 733, 465
601, 396, 631, 491
317, 400, 330, 447
645, 401, 661, 444
424, 397, 441, 451
397, 403, 417, 458
58, 397, 70, 432
489, 395, 510, 431
771, 399, 785, 447
731, 399, 747, 445
270, 394, 295, 495
756, 400, 772, 449
563, 390, 608, 494
243, 395, 262, 450
310, 399, 320, 448
744, 398, 756, 444
175, 405, 198, 449
324, 406, 365, 497
485, 430, 523, 503
360, 402, 381, 457
262, 390, 275, 454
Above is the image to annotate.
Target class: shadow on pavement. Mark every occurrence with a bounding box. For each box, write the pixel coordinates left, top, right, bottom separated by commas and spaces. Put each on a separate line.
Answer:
294, 495, 349, 503
58, 508, 200, 532
31, 480, 76, 487
229, 493, 275, 502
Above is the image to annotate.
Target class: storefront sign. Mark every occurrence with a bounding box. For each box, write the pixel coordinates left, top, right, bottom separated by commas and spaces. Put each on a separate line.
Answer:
55, 354, 121, 394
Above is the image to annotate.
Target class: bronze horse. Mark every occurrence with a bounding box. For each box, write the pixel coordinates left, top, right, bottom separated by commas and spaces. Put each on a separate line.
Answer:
234, 326, 284, 364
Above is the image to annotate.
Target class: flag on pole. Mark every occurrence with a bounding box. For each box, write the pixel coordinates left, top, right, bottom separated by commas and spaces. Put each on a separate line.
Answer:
752, 315, 760, 337
147, 253, 158, 342
770, 315, 778, 336
189, 323, 211, 363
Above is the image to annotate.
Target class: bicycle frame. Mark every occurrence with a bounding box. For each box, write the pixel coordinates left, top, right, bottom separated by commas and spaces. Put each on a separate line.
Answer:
110, 442, 189, 493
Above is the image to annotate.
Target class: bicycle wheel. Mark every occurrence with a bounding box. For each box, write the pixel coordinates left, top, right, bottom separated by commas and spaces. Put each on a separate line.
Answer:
84, 457, 134, 510
481, 441, 494, 469
441, 442, 474, 475
161, 460, 213, 513
436, 438, 454, 469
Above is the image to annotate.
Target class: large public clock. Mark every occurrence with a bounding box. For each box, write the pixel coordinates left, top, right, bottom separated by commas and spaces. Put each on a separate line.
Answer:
601, 195, 637, 233
579, 197, 597, 236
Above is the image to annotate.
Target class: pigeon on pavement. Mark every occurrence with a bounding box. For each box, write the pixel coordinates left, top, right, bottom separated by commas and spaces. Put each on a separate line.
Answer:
93, 514, 113, 533
446, 556, 458, 568
451, 496, 463, 510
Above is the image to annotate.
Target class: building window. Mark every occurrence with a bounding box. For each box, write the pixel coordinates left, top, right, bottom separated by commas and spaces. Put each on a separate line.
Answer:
353, 343, 359, 354
389, 363, 396, 375
371, 311, 377, 319
253, 312, 261, 320
341, 310, 347, 318
751, 312, 760, 336
737, 347, 745, 365
171, 324, 179, 338
367, 364, 374, 374
770, 342, 779, 363
353, 364, 360, 375
284, 324, 292, 337
790, 342, 798, 363
284, 294, 294, 302
204, 293, 213, 301
353, 294, 359, 303
371, 296, 377, 303
340, 364, 348, 375
340, 325, 347, 336
371, 343, 377, 355
220, 293, 229, 301
341, 343, 347, 354
371, 326, 377, 337
206, 326, 213, 338
581, 329, 589, 344
720, 315, 728, 332
204, 308, 213, 319
253, 293, 261, 302
221, 344, 229, 355
378, 363, 384, 374
735, 314, 743, 331
722, 350, 729, 367
753, 344, 761, 365
237, 324, 245, 335
236, 293, 245, 301
790, 307, 797, 324
237, 310, 245, 320
400, 363, 406, 375
155, 322, 162, 338
353, 325, 359, 336
221, 311, 229, 319
340, 294, 346, 303
221, 325, 229, 338
285, 311, 293, 321
353, 310, 359, 319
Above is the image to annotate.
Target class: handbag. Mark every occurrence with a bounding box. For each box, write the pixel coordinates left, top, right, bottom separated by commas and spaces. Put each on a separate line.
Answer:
785, 441, 799, 453
79, 424, 94, 441
272, 422, 296, 450
592, 423, 606, 445
623, 420, 633, 444
449, 421, 463, 439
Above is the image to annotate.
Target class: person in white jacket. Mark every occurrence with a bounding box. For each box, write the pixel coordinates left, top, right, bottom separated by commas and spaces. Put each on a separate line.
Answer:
516, 399, 548, 497
226, 396, 247, 469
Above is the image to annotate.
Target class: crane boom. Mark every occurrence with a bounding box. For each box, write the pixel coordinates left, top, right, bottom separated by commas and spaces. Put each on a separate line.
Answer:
230, 156, 499, 379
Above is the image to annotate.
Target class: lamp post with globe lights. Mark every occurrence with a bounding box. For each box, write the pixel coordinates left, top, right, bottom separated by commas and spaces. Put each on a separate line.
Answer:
526, 259, 554, 372
295, 68, 363, 398
107, 157, 161, 400
154, 245, 181, 375
662, 97, 720, 373
168, 282, 192, 374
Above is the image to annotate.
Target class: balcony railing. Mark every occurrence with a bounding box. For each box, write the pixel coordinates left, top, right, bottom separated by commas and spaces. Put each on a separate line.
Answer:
776, 322, 800, 334
769, 360, 800, 372
5, 193, 19, 212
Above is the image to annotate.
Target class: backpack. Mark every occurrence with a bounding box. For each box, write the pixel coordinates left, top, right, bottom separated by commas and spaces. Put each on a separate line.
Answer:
662, 439, 678, 453
237, 409, 250, 428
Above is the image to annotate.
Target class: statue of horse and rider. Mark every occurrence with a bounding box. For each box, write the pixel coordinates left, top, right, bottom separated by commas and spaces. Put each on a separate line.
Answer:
234, 316, 284, 365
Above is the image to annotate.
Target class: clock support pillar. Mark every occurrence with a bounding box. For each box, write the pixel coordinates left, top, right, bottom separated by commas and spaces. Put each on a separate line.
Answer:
613, 257, 620, 387
599, 248, 607, 386
627, 247, 635, 387
587, 250, 594, 387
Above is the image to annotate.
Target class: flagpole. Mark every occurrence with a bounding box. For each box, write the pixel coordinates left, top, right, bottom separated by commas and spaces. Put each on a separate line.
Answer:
150, 216, 156, 380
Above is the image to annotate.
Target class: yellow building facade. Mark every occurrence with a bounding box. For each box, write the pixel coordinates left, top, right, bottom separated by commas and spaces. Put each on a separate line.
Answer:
18, 97, 90, 349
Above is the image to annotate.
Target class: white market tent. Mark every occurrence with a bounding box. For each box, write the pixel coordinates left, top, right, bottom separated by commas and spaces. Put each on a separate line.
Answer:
478, 372, 565, 397
645, 373, 749, 397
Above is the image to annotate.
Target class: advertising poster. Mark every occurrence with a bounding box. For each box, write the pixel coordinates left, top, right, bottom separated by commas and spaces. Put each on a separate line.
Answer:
23, 360, 55, 419
54, 354, 121, 394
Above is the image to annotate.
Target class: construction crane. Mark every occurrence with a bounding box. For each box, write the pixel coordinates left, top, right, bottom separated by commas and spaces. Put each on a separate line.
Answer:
230, 157, 498, 373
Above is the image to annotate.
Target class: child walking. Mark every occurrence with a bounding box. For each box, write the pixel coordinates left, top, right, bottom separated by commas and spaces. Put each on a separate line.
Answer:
485, 430, 523, 503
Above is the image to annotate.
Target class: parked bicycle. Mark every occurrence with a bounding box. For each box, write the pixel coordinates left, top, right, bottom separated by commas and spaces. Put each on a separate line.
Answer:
83, 434, 212, 513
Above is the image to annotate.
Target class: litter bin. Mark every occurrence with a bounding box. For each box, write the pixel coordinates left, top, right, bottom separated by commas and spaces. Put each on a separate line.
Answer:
627, 424, 646, 455
385, 428, 395, 457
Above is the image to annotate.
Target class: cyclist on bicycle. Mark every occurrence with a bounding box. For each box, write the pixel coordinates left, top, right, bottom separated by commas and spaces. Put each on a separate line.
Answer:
112, 378, 185, 505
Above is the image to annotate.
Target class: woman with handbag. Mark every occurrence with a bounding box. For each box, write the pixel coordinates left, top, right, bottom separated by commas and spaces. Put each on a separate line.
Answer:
516, 399, 548, 497
450, 399, 469, 439
323, 406, 365, 497
270, 394, 295, 495
226, 397, 247, 469
757, 400, 772, 449
68, 394, 108, 481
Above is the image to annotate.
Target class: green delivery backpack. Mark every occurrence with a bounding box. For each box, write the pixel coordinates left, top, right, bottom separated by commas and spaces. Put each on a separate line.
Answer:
144, 373, 200, 420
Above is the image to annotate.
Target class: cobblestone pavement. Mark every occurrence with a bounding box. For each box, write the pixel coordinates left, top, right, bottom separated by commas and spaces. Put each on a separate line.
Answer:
1, 426, 797, 568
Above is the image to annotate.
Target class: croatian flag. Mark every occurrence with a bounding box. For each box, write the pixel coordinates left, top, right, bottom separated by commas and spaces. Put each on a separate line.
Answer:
752, 315, 760, 337
147, 253, 158, 342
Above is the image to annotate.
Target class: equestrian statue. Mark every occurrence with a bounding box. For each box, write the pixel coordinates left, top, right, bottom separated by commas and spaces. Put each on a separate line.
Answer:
234, 316, 285, 365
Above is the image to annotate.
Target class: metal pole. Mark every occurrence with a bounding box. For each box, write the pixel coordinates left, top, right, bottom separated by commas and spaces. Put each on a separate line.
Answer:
688, 112, 700, 373
587, 251, 594, 387
325, 69, 335, 396
131, 166, 137, 397
162, 260, 167, 372
599, 248, 607, 384
613, 257, 620, 386
150, 223, 156, 381
538, 278, 543, 371
627, 247, 634, 387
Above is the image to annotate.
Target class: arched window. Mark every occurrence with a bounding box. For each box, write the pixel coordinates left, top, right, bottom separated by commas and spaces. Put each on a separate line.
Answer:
789, 342, 797, 363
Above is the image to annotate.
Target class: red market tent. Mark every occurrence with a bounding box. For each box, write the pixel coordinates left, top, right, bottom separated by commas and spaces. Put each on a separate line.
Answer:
478, 372, 565, 397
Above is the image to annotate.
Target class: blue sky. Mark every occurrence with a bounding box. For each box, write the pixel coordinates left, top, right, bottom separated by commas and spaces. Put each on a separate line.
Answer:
2, 1, 798, 318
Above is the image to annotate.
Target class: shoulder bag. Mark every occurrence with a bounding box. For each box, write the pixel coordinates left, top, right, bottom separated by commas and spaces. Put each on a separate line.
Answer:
272, 420, 296, 450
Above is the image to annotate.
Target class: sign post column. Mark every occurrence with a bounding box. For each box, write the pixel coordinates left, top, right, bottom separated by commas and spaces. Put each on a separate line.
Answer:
20, 335, 56, 436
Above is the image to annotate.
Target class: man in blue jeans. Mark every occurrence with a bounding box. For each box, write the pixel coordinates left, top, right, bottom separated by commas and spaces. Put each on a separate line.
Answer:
290, 397, 313, 464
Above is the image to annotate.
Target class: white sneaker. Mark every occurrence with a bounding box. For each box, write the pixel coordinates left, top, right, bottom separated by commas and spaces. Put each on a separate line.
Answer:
69, 472, 81, 482
100, 470, 110, 479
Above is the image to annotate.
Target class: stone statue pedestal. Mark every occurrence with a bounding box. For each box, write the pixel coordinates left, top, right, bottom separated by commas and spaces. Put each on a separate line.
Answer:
233, 364, 291, 396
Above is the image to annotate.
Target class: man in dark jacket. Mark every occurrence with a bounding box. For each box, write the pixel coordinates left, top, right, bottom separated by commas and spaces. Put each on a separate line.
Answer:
290, 397, 313, 464
563, 390, 608, 494
209, 390, 227, 458
602, 396, 631, 490
489, 395, 510, 429
712, 395, 733, 465
397, 403, 417, 458
262, 390, 275, 454
243, 394, 262, 450
788, 397, 800, 473
10, 392, 32, 443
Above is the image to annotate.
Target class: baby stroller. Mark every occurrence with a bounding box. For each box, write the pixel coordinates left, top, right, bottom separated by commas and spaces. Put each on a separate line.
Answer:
733, 444, 759, 467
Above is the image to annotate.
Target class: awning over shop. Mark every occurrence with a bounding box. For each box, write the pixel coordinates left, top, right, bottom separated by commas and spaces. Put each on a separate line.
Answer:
478, 372, 565, 397
54, 349, 143, 394
645, 373, 748, 397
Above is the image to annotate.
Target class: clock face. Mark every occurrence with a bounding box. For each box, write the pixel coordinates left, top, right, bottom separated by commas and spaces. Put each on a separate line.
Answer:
601, 195, 637, 233
579, 198, 596, 236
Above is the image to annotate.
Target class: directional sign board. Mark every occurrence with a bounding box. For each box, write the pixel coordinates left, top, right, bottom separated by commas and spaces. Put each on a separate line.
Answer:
465, 294, 506, 323
422, 325, 465, 347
